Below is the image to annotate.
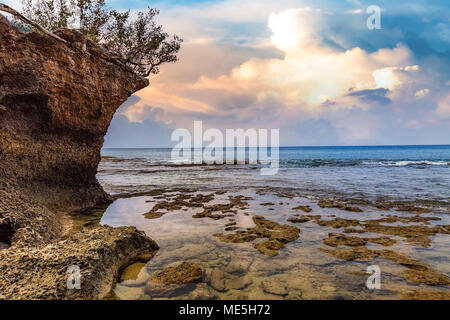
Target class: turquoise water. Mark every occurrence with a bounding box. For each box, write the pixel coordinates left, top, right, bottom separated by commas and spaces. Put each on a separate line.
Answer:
102, 145, 450, 163
99, 145, 450, 205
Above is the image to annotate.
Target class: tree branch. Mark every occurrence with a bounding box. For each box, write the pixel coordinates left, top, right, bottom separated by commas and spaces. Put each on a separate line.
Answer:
145, 60, 164, 77
0, 3, 67, 43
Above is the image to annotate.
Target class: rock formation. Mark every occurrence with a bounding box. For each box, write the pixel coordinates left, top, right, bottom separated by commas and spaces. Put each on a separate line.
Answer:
0, 226, 158, 299
0, 14, 157, 299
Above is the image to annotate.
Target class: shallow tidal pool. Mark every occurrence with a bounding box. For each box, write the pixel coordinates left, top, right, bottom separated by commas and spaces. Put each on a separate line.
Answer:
88, 189, 450, 300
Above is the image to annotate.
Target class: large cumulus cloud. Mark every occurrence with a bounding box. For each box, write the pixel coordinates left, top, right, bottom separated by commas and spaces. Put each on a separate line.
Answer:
107, 1, 450, 145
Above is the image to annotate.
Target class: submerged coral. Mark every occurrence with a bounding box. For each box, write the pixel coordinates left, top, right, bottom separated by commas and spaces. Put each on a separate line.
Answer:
145, 261, 203, 297
214, 216, 299, 256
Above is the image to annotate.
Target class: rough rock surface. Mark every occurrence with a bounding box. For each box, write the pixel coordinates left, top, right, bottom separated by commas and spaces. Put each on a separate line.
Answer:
214, 216, 299, 256
0, 14, 148, 242
261, 279, 288, 296
0, 15, 155, 299
145, 262, 203, 297
0, 226, 158, 299
209, 269, 227, 292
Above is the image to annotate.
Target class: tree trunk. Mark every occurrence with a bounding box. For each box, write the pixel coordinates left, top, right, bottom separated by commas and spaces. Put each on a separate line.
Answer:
0, 3, 67, 43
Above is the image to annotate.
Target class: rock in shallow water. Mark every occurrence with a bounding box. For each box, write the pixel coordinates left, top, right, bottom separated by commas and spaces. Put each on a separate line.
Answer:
224, 257, 253, 275
261, 279, 288, 296
225, 275, 253, 290
209, 269, 227, 292
188, 284, 218, 300
286, 291, 303, 300
145, 262, 203, 297
213, 216, 299, 257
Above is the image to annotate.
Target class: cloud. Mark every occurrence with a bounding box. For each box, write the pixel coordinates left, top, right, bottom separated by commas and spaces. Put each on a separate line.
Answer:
415, 88, 430, 98
104, 115, 174, 148
190, 8, 417, 114
347, 88, 391, 104
113, 1, 450, 145
437, 23, 450, 43
122, 103, 165, 123
105, 96, 175, 148
436, 94, 450, 118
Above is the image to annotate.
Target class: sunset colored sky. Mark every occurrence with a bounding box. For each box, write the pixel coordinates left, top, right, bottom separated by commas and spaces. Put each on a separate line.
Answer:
5, 0, 450, 146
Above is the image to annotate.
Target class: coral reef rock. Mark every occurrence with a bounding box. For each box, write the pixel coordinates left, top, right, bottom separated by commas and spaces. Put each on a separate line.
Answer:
0, 226, 158, 299
0, 15, 153, 299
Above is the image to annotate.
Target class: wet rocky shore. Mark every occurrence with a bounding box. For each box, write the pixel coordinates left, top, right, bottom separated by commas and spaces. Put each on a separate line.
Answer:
93, 186, 450, 300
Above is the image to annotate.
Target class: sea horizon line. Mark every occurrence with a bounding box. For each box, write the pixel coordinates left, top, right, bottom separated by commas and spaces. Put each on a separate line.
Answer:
102, 144, 450, 150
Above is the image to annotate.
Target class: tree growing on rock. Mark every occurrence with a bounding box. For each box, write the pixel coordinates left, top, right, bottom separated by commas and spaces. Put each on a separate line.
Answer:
0, 0, 181, 77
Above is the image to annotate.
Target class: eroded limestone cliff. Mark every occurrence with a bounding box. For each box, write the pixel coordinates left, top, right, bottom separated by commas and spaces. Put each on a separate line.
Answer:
0, 15, 158, 299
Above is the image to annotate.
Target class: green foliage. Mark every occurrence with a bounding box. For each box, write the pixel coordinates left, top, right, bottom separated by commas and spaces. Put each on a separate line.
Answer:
20, 0, 182, 76
21, 0, 74, 30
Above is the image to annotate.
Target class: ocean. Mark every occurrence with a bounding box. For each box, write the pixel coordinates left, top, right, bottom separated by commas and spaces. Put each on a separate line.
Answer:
94, 145, 450, 300
99, 145, 450, 205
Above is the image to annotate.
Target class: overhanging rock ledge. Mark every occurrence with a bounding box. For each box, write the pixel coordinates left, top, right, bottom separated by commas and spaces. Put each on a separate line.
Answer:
0, 14, 157, 299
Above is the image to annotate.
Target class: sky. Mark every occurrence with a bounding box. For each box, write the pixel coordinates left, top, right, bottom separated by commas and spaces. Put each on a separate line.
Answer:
4, 0, 450, 147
